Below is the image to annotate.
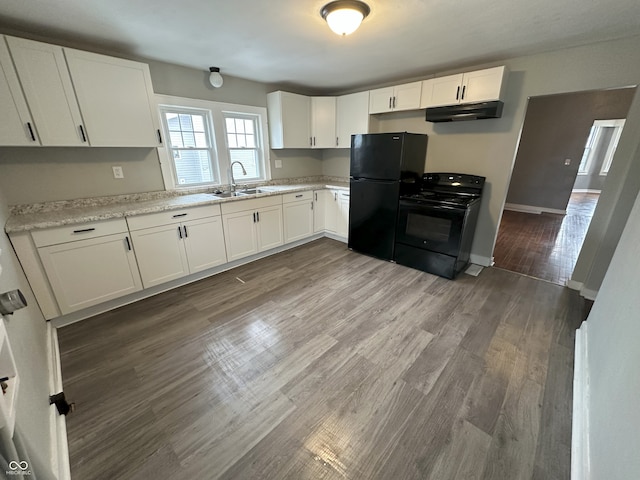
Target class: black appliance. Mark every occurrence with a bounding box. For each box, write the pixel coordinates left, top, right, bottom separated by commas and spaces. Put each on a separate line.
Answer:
394, 173, 485, 279
349, 132, 428, 261
425, 101, 504, 123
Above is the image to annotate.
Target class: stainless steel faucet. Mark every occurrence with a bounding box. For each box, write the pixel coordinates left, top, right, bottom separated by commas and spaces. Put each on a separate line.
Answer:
228, 161, 247, 192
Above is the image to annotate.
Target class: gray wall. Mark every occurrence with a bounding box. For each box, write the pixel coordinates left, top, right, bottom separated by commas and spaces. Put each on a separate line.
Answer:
573, 127, 614, 192
0, 186, 53, 475
506, 89, 634, 210
581, 188, 640, 479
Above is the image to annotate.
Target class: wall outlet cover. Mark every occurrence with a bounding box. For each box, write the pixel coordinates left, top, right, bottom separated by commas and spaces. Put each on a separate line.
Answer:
274, 160, 283, 169
112, 166, 124, 179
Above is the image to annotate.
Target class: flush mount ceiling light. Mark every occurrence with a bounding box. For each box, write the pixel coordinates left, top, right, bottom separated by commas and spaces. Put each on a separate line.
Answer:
321, 0, 370, 36
208, 67, 223, 88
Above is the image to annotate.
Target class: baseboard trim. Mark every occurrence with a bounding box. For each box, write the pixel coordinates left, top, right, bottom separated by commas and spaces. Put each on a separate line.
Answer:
469, 254, 493, 267
504, 203, 567, 215
565, 280, 598, 301
48, 323, 71, 480
572, 321, 590, 480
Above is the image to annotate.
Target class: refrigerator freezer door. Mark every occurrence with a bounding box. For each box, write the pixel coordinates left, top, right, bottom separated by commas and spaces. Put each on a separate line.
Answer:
350, 133, 404, 180
348, 178, 400, 261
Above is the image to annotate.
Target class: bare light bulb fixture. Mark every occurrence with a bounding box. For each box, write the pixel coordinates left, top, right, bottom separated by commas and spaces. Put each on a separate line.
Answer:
321, 0, 370, 36
209, 67, 223, 88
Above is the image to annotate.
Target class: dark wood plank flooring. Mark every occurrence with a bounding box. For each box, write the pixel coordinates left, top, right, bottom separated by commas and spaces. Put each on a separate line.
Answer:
58, 238, 584, 479
494, 193, 599, 285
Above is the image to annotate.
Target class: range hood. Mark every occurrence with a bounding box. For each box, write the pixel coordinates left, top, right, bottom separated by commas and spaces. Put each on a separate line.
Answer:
425, 100, 504, 123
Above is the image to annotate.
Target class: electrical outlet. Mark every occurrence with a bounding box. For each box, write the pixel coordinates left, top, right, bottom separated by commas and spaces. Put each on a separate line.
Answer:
112, 166, 124, 179
564, 158, 571, 165
274, 160, 283, 169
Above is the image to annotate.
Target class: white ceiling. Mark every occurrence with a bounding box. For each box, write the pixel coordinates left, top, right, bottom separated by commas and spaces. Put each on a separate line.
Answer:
1, 0, 639, 92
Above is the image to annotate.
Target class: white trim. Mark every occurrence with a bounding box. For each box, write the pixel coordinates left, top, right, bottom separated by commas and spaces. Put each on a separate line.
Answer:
571, 189, 602, 194
47, 323, 71, 480
566, 279, 583, 291
572, 321, 591, 480
598, 119, 625, 175
469, 254, 493, 267
504, 203, 567, 215
566, 280, 598, 301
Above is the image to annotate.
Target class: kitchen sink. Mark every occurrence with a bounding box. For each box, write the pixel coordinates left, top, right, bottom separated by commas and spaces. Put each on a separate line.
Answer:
209, 191, 248, 198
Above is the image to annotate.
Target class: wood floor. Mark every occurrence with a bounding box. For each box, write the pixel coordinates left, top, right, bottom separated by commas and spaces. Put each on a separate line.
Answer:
58, 238, 584, 480
494, 193, 599, 285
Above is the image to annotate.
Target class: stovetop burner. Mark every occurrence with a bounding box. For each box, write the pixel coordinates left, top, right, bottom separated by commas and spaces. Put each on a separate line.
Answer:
404, 191, 480, 207
401, 172, 486, 207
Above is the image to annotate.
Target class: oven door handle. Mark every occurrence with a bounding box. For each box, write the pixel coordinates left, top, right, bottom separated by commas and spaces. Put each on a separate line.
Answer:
399, 201, 465, 213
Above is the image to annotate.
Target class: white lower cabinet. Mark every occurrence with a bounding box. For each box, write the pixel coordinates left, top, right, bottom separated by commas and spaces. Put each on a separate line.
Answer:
36, 220, 142, 315
337, 191, 350, 238
283, 191, 314, 243
222, 196, 284, 262
127, 205, 226, 288
321, 189, 350, 239
313, 190, 328, 233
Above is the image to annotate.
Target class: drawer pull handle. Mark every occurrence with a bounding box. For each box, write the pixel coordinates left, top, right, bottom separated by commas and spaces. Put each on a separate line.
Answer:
172, 213, 188, 218
73, 228, 95, 233
178, 226, 183, 239
296, 194, 303, 198
125, 236, 131, 251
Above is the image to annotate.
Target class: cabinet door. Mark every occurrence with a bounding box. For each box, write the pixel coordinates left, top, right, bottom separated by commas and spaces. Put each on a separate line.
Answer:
283, 201, 314, 243
311, 96, 336, 148
0, 37, 37, 146
130, 224, 189, 288
6, 36, 87, 146
38, 233, 142, 314
223, 211, 259, 261
368, 87, 394, 114
337, 192, 350, 238
325, 190, 339, 233
428, 73, 464, 108
267, 91, 311, 149
64, 49, 160, 147
393, 82, 422, 111
256, 205, 284, 252
313, 190, 327, 233
183, 216, 227, 273
336, 91, 369, 148
461, 66, 506, 104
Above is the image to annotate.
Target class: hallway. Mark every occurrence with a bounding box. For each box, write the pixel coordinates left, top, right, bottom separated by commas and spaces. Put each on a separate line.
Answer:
493, 193, 599, 285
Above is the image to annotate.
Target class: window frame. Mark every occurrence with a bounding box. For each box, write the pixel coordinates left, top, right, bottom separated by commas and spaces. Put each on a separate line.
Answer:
222, 111, 265, 183
155, 94, 271, 190
598, 119, 626, 176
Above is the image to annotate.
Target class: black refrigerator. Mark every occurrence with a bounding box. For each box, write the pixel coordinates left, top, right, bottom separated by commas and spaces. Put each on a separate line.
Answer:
348, 132, 428, 261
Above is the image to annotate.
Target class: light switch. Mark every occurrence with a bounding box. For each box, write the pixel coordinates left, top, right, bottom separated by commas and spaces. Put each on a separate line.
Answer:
274, 160, 283, 169
112, 166, 124, 178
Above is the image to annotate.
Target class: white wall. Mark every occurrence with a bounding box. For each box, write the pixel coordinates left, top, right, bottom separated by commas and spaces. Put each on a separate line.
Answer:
579, 188, 640, 479
0, 185, 54, 474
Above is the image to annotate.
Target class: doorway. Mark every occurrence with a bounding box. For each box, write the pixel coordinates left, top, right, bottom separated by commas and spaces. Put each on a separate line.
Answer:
494, 88, 636, 285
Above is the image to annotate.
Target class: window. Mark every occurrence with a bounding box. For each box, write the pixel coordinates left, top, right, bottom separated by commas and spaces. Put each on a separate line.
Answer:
156, 95, 271, 190
160, 107, 218, 186
599, 120, 626, 175
223, 113, 264, 182
578, 126, 598, 175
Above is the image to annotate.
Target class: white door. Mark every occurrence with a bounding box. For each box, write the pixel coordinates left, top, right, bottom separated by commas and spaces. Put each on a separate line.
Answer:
38, 233, 142, 314
311, 96, 336, 148
130, 224, 189, 288
0, 38, 37, 146
256, 205, 284, 252
461, 66, 506, 104
283, 201, 314, 243
368, 87, 394, 114
336, 91, 369, 148
6, 36, 86, 146
64, 48, 160, 147
183, 216, 228, 273
337, 192, 350, 238
428, 73, 464, 108
393, 82, 422, 111
223, 211, 259, 261
325, 190, 339, 233
313, 190, 327, 233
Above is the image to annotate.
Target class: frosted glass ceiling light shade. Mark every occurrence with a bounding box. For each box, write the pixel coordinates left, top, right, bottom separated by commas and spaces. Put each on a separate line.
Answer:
209, 67, 223, 88
321, 0, 370, 36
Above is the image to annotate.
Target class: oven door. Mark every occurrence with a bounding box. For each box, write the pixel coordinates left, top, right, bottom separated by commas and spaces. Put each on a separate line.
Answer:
396, 199, 466, 256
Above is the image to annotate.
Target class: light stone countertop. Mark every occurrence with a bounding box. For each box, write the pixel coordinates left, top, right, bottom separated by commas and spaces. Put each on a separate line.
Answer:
5, 182, 350, 233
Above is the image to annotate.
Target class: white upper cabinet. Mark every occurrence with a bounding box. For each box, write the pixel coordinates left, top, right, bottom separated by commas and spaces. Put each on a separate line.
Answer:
369, 82, 422, 114
310, 96, 336, 148
267, 91, 311, 149
64, 48, 161, 147
6, 36, 87, 146
0, 37, 37, 146
336, 91, 369, 148
421, 66, 508, 108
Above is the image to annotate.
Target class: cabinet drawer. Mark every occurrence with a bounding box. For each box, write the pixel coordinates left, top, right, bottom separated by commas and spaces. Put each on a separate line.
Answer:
221, 195, 282, 215
126, 204, 221, 231
32, 218, 128, 247
282, 191, 312, 204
